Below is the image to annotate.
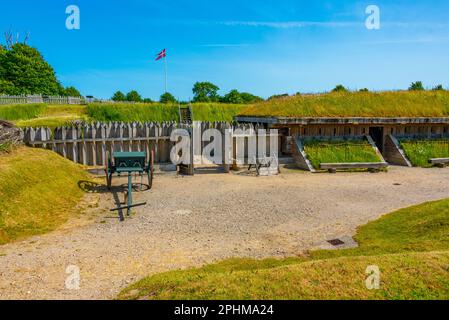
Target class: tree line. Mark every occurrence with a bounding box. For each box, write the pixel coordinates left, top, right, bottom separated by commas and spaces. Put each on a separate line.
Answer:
111, 82, 264, 104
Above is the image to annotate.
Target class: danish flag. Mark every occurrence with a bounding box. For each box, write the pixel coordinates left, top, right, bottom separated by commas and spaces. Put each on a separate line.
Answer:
155, 49, 166, 61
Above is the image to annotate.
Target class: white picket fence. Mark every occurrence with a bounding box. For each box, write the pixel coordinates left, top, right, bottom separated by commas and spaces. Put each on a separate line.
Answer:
0, 95, 85, 105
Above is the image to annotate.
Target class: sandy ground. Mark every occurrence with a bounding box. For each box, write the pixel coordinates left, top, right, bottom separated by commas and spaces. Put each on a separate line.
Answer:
0, 166, 448, 300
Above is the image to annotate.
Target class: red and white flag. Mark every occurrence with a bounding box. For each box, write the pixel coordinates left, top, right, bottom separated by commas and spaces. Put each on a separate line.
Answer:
155, 49, 166, 61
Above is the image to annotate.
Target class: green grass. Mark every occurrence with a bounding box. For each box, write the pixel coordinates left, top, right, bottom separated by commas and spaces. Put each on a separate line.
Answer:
118, 198, 449, 300
0, 103, 247, 127
86, 103, 179, 122
192, 103, 246, 122
303, 138, 382, 169
400, 139, 449, 167
239, 91, 449, 118
0, 147, 90, 244
0, 142, 13, 154
0, 104, 46, 121
0, 104, 88, 129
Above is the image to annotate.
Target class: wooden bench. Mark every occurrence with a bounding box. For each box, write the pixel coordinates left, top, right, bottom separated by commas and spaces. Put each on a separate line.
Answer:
428, 158, 449, 168
320, 162, 389, 173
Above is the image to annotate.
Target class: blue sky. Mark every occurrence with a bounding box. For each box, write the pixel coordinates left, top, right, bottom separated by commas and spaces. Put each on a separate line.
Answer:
1, 0, 449, 99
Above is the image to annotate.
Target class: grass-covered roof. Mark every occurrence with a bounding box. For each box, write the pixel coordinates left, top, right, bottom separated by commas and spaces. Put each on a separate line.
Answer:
239, 91, 449, 118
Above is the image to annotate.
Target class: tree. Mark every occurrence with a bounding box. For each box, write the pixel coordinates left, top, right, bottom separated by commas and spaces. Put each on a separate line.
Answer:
160, 92, 177, 104
0, 43, 64, 95
221, 90, 264, 104
359, 88, 369, 92
112, 91, 126, 101
332, 85, 349, 93
192, 82, 220, 102
409, 81, 425, 91
64, 86, 81, 97
240, 92, 263, 104
222, 90, 244, 104
126, 90, 142, 102
432, 84, 445, 91
143, 98, 153, 103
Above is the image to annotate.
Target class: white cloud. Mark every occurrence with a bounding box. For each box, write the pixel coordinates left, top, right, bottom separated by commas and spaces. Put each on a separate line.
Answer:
219, 21, 359, 29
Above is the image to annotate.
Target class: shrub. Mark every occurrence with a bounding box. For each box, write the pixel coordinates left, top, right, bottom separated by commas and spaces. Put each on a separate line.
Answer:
409, 81, 425, 91
332, 85, 349, 93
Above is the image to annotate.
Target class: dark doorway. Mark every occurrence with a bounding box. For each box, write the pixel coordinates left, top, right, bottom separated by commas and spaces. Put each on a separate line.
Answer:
369, 127, 384, 152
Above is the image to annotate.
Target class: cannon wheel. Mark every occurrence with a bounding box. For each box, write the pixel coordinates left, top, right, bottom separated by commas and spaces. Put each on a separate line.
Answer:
105, 151, 113, 190
147, 149, 154, 190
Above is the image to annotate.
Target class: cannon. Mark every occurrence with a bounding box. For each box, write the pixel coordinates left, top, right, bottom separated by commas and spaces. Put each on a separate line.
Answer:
105, 151, 154, 218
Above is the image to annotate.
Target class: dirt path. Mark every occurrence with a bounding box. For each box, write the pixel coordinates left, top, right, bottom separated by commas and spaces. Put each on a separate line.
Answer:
1, 166, 448, 300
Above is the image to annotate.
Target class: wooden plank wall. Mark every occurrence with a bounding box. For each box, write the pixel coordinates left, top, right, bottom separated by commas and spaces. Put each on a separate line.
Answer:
22, 122, 274, 167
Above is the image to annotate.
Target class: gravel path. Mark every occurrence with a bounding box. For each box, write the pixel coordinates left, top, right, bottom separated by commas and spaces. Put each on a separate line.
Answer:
1, 166, 448, 300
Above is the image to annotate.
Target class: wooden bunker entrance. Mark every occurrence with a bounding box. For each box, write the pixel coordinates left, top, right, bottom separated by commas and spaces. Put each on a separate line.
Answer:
369, 127, 384, 152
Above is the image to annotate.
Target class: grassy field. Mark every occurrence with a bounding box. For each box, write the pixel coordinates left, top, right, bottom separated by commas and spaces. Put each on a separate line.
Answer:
400, 138, 449, 167
86, 103, 179, 122
239, 91, 449, 118
0, 103, 247, 127
118, 198, 449, 300
0, 147, 90, 244
0, 104, 88, 128
192, 103, 246, 122
303, 138, 382, 169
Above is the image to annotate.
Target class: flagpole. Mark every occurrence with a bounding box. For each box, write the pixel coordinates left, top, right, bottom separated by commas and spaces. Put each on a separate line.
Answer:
164, 55, 168, 93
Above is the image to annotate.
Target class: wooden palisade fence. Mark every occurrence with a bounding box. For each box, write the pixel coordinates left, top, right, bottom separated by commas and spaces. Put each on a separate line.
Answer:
23, 122, 274, 167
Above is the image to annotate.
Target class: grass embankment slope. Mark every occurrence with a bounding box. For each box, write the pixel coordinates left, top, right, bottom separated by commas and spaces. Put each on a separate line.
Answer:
0, 103, 247, 128
0, 104, 88, 129
0, 147, 89, 244
304, 138, 382, 169
119, 199, 449, 300
87, 103, 245, 122
400, 139, 449, 168
240, 91, 449, 118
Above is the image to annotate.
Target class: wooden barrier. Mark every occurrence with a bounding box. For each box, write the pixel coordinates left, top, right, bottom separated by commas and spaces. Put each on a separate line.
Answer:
22, 122, 278, 171
320, 162, 389, 173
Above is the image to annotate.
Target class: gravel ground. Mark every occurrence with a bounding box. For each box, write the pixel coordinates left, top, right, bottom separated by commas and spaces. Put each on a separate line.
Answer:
0, 166, 448, 300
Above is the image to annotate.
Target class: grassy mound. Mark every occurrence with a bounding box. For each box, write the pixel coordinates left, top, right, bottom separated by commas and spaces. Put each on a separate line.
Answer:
192, 103, 246, 122
118, 198, 449, 300
86, 103, 179, 122
0, 104, 88, 129
239, 91, 449, 118
0, 103, 247, 127
0, 147, 89, 244
400, 139, 449, 167
303, 138, 382, 170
